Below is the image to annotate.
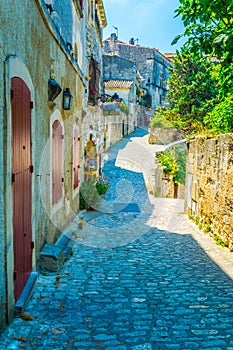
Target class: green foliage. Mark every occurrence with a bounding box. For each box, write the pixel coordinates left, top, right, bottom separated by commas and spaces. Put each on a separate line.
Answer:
212, 234, 228, 247
174, 0, 233, 62
150, 113, 174, 128
96, 175, 110, 195
157, 150, 178, 176
204, 95, 233, 134
170, 0, 233, 135
157, 145, 186, 185
79, 180, 101, 210
161, 49, 219, 135
136, 87, 141, 97
79, 176, 110, 210
120, 100, 129, 115
173, 0, 233, 122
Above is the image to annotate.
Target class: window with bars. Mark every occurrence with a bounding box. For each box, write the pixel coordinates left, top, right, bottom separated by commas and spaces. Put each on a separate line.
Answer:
52, 120, 63, 205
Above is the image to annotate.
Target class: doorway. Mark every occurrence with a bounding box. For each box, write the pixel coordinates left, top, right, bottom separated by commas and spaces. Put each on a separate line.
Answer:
11, 77, 33, 302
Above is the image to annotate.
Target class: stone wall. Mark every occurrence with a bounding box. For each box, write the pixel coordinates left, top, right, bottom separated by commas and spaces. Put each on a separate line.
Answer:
148, 126, 182, 145
186, 134, 233, 250
103, 55, 137, 82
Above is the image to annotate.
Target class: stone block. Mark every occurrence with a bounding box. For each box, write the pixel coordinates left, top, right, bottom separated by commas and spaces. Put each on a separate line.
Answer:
39, 244, 64, 273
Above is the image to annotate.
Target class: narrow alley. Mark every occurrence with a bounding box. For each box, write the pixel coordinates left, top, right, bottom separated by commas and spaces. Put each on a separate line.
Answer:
1, 129, 233, 350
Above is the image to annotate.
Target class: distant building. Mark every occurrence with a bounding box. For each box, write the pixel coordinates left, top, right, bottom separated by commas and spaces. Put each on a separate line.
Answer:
103, 34, 173, 112
102, 54, 138, 144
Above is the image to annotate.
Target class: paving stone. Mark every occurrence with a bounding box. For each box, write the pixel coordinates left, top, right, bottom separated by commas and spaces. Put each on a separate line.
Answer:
1, 129, 233, 348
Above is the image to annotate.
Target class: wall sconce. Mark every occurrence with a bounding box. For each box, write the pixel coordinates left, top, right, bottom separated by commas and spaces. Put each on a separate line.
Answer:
63, 88, 73, 110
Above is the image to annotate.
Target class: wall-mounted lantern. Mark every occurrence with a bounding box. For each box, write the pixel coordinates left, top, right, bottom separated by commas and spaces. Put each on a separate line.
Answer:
63, 88, 73, 110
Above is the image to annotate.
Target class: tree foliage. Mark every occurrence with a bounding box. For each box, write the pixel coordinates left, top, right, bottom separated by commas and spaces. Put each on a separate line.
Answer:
173, 0, 233, 96
173, 0, 233, 60
157, 146, 186, 185
152, 49, 219, 135
160, 0, 233, 135
204, 95, 233, 133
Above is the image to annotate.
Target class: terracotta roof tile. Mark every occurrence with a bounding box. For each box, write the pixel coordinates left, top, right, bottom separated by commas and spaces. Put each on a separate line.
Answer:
104, 80, 134, 89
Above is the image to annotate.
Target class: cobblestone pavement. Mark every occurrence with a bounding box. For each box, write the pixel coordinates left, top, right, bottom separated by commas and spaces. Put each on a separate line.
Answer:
1, 129, 233, 349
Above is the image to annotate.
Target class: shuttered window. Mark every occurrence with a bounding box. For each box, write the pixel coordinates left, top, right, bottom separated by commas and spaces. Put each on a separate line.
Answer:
88, 57, 101, 106
73, 129, 79, 189
52, 120, 63, 205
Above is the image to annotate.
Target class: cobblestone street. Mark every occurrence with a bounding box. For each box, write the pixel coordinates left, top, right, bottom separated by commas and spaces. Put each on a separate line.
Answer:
1, 129, 233, 350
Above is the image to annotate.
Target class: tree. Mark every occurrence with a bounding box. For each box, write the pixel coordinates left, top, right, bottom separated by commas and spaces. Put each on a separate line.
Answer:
173, 0, 233, 60
173, 0, 233, 95
153, 48, 219, 135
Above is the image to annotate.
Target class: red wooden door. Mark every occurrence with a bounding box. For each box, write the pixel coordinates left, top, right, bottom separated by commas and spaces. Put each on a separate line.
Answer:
52, 120, 63, 204
73, 129, 79, 189
11, 77, 33, 302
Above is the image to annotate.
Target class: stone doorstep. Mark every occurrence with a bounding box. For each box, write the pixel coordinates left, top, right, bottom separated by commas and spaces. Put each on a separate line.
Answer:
39, 243, 65, 273
15, 272, 38, 317
38, 209, 100, 274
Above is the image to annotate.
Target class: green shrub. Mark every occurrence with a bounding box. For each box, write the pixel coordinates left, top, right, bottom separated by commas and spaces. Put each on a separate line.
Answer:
79, 176, 110, 210
96, 176, 110, 195
157, 145, 187, 185
204, 95, 233, 134
79, 181, 101, 210
150, 114, 174, 128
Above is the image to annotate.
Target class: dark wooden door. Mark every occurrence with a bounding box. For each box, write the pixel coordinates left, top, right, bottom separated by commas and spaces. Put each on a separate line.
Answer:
11, 77, 33, 302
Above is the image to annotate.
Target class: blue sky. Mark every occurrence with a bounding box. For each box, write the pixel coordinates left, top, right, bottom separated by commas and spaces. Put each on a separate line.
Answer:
102, 0, 186, 53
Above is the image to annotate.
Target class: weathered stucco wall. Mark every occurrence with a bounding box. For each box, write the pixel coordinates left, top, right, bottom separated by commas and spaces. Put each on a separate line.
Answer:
0, 0, 87, 325
186, 134, 233, 250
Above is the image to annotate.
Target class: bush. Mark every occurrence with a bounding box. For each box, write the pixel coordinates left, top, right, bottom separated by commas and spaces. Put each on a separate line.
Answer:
204, 95, 233, 134
157, 145, 187, 185
96, 175, 109, 195
150, 113, 174, 128
79, 181, 101, 210
79, 176, 110, 210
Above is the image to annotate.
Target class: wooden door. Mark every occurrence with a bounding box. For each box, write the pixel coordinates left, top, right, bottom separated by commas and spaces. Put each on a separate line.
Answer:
11, 77, 33, 302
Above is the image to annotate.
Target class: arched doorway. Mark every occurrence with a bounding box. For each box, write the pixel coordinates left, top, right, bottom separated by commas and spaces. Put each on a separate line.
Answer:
11, 77, 33, 302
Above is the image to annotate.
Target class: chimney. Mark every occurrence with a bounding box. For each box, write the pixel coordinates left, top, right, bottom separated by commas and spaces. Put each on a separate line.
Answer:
129, 38, 135, 45
110, 33, 117, 43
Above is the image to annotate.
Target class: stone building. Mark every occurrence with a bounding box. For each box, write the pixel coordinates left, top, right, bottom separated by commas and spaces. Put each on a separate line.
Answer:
102, 55, 138, 146
0, 0, 106, 329
103, 34, 173, 115
83, 0, 107, 179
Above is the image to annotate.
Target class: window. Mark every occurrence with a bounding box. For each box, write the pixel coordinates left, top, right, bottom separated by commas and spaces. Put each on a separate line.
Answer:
88, 57, 100, 106
52, 120, 63, 205
73, 129, 79, 189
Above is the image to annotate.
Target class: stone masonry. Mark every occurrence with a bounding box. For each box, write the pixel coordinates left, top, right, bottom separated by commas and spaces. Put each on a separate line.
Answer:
186, 134, 233, 250
1, 129, 233, 349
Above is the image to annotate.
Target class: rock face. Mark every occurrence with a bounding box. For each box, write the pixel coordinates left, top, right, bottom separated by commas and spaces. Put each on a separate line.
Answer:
186, 134, 233, 250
